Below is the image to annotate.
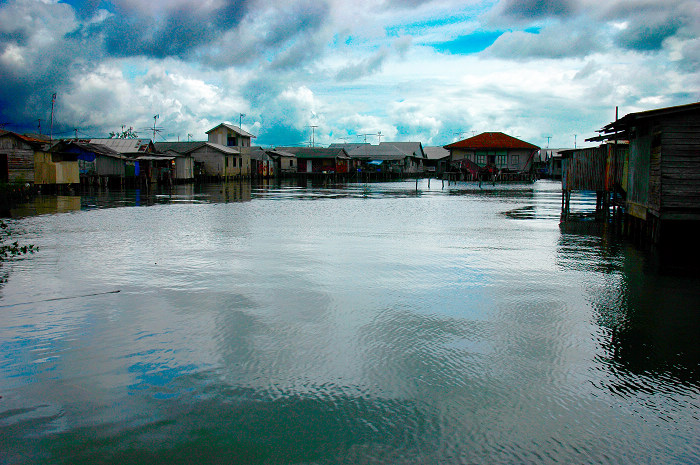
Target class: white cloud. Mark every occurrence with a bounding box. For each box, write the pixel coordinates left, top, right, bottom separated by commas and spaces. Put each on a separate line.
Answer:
0, 0, 698, 148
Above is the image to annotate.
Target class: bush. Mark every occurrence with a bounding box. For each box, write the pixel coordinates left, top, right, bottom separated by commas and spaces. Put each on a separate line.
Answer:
0, 219, 38, 260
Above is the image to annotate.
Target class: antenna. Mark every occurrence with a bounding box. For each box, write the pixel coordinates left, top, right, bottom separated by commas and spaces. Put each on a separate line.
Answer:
546, 136, 551, 148
358, 133, 376, 143
574, 134, 577, 149
37, 119, 42, 134
187, 133, 193, 142
239, 113, 245, 129
377, 131, 382, 144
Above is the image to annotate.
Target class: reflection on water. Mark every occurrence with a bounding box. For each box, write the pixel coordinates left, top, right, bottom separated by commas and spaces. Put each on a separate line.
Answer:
1, 179, 699, 464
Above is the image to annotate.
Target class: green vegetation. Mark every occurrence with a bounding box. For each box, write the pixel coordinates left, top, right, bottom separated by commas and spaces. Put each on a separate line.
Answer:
0, 220, 37, 282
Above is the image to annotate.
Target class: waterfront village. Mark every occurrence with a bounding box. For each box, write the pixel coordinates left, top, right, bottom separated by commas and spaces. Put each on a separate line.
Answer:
1, 101, 700, 254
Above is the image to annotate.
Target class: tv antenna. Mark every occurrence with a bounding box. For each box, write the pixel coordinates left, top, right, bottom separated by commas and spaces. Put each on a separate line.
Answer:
142, 115, 164, 140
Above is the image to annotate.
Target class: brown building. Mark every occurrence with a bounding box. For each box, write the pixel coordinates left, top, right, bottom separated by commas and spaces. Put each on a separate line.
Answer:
444, 132, 539, 176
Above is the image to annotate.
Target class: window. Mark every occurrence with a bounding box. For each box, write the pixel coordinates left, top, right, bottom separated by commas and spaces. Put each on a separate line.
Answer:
496, 155, 507, 167
227, 135, 237, 146
476, 155, 486, 165
289, 160, 294, 167
511, 155, 519, 166
232, 157, 237, 168
225, 157, 229, 167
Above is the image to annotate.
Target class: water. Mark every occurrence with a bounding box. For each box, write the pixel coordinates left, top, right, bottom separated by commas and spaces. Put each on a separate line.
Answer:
1, 180, 699, 464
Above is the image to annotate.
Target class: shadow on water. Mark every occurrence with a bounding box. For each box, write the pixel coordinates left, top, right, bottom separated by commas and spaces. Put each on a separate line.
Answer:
1, 376, 433, 465
556, 216, 700, 392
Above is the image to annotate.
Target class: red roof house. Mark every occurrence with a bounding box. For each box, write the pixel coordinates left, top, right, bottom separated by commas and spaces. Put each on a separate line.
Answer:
444, 132, 539, 175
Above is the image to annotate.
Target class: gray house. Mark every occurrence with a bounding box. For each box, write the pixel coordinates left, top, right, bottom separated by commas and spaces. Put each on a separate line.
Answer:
154, 141, 198, 182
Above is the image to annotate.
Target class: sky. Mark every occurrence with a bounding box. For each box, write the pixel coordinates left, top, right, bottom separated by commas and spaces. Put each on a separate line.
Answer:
1, 0, 698, 148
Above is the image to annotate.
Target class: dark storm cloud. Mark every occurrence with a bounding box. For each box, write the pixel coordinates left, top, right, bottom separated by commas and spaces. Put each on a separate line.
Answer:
597, 1, 697, 52
0, 1, 91, 132
615, 18, 681, 51
0, 29, 29, 51
490, 0, 579, 24
195, 0, 331, 70
66, 0, 105, 20
81, 1, 251, 60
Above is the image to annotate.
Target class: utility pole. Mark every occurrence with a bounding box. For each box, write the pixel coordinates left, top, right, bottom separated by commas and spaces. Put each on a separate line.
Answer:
37, 119, 42, 134
574, 134, 577, 149
152, 114, 159, 140
50, 93, 56, 141
546, 136, 551, 148
309, 125, 318, 147
239, 113, 245, 129
74, 128, 78, 140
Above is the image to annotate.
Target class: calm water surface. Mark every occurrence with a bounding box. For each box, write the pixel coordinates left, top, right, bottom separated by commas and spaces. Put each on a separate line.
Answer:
1, 180, 699, 464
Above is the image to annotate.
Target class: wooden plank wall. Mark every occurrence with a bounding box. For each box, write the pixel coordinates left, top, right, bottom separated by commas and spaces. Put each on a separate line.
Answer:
563, 146, 606, 192
660, 112, 700, 219
626, 134, 651, 211
0, 136, 35, 183
605, 144, 628, 192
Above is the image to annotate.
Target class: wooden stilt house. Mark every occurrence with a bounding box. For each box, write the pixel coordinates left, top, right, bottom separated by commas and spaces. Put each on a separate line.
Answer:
593, 102, 700, 252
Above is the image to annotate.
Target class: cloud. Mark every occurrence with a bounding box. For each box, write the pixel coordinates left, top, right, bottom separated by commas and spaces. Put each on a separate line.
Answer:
488, 0, 580, 26
485, 24, 601, 59
596, 0, 699, 52
78, 1, 251, 60
0, 0, 93, 130
613, 16, 681, 52
335, 49, 389, 81
0, 0, 697, 148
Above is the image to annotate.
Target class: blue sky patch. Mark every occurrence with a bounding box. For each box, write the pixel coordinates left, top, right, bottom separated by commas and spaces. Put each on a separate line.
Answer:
431, 30, 504, 55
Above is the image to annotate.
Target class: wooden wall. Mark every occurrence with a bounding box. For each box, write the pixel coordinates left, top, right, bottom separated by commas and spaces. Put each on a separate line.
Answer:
626, 132, 652, 218
562, 146, 607, 192
0, 135, 35, 183
34, 151, 79, 185
660, 111, 700, 220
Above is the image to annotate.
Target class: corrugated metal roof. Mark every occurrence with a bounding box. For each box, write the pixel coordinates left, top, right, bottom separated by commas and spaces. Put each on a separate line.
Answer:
347, 144, 407, 160
274, 147, 350, 159
187, 142, 240, 155
595, 102, 700, 140
0, 130, 47, 146
53, 140, 125, 159
380, 142, 425, 158
248, 147, 273, 161
328, 143, 369, 151
154, 141, 205, 153
205, 123, 255, 138
423, 146, 450, 160
88, 138, 153, 153
444, 132, 539, 150
266, 149, 297, 158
